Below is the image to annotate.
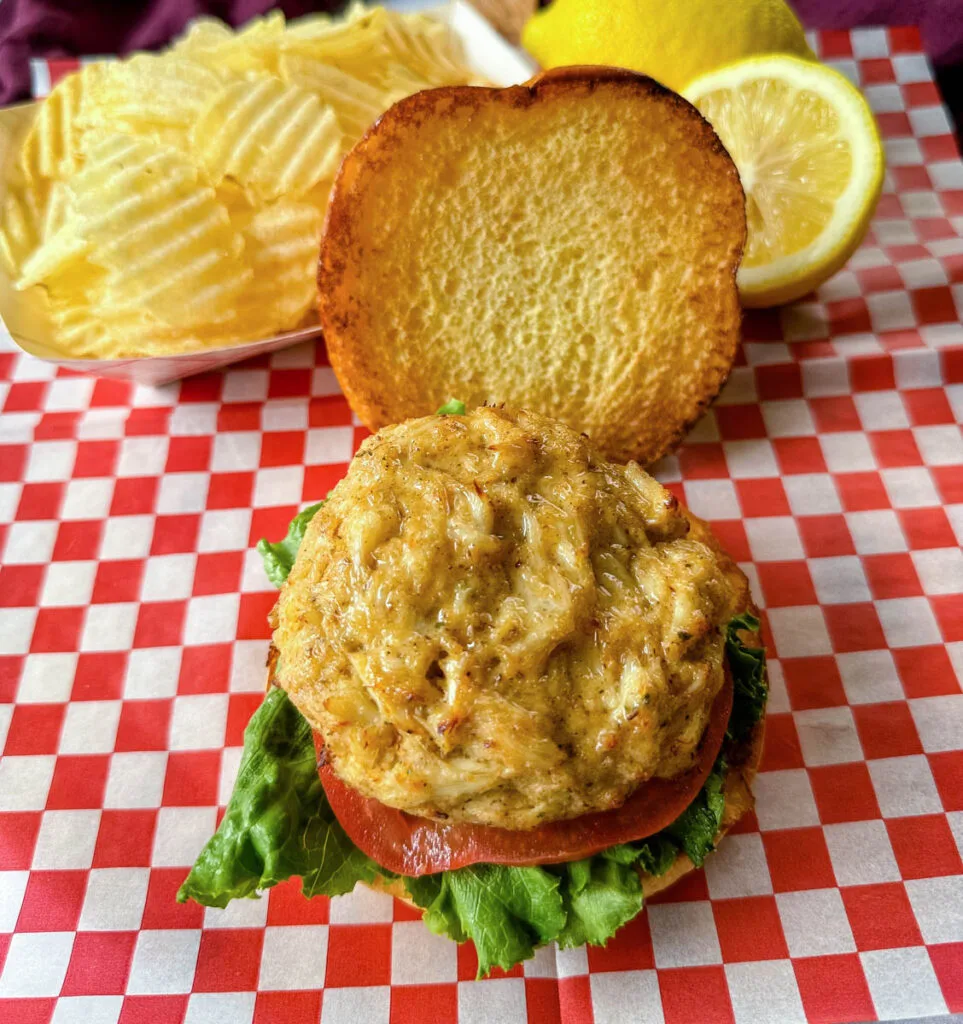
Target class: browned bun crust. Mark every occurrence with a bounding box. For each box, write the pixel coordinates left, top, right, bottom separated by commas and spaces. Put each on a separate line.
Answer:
318, 66, 746, 466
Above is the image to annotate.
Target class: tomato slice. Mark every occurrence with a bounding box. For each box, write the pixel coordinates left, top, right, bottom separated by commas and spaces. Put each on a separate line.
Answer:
317, 668, 733, 876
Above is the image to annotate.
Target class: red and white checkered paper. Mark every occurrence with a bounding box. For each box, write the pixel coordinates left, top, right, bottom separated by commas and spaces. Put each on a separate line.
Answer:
1, 25, 961, 1024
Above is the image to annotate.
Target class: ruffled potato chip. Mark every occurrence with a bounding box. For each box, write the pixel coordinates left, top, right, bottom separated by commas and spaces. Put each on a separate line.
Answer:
238, 199, 325, 330
172, 11, 286, 74
191, 78, 342, 201
0, 184, 46, 274
278, 56, 385, 140
81, 55, 225, 138
17, 223, 88, 290
6, 5, 483, 360
20, 66, 104, 182
69, 134, 250, 327
382, 12, 474, 87
0, 179, 73, 277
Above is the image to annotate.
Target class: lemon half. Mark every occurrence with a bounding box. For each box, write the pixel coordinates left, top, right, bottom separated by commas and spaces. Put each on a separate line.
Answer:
684, 55, 884, 307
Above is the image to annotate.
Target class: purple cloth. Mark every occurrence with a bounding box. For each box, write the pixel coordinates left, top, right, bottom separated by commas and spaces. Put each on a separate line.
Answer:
0, 0, 342, 104
1, 0, 962, 104
794, 0, 963, 66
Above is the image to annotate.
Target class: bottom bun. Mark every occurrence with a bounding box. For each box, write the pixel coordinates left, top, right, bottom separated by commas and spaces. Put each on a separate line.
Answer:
365, 710, 767, 907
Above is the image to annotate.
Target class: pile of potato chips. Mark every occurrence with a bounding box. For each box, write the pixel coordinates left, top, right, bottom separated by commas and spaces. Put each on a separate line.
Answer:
0, 6, 482, 359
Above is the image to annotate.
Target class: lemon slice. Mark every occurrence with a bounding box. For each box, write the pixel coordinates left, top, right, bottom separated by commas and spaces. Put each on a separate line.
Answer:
684, 55, 884, 307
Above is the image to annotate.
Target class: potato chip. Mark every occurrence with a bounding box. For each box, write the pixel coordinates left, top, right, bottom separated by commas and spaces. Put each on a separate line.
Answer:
283, 8, 480, 95
377, 62, 435, 99
42, 180, 72, 238
278, 55, 386, 139
282, 15, 410, 92
45, 280, 152, 359
215, 179, 257, 219
237, 199, 324, 330
280, 11, 334, 38
381, 11, 472, 86
5, 5, 483, 361
46, 297, 107, 357
2, 179, 89, 290
48, 284, 267, 359
0, 183, 46, 273
191, 78, 342, 200
0, 178, 77, 279
68, 134, 250, 327
171, 16, 235, 56
19, 65, 103, 181
17, 223, 88, 290
282, 4, 390, 61
86, 314, 238, 359
43, 256, 105, 304
82, 55, 225, 136
172, 11, 286, 74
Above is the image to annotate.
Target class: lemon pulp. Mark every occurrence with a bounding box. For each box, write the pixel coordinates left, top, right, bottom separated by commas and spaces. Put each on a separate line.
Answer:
685, 56, 884, 307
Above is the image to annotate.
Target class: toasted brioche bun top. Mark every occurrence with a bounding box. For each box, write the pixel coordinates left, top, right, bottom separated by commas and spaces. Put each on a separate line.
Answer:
319, 67, 746, 465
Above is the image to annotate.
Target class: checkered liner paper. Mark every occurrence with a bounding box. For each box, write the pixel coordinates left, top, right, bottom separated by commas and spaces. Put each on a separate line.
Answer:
0, 24, 961, 1024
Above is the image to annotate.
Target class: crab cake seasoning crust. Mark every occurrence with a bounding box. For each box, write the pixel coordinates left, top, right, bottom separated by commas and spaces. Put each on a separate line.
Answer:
273, 407, 748, 830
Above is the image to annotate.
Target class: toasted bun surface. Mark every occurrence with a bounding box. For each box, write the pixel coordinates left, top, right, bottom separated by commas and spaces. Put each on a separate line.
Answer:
318, 67, 746, 465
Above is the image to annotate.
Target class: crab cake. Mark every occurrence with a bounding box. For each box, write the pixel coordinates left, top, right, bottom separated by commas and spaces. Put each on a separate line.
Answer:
272, 406, 749, 831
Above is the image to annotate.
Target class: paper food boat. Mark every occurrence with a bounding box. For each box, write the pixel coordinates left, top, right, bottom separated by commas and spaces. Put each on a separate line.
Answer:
0, 1, 536, 386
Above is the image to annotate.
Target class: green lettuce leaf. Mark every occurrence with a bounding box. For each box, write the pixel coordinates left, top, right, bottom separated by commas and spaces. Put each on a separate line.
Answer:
176, 687, 378, 908
436, 399, 467, 416
403, 874, 468, 944
598, 843, 644, 866
630, 834, 679, 877
663, 756, 728, 868
725, 612, 768, 744
255, 501, 324, 587
404, 865, 565, 976
553, 857, 643, 949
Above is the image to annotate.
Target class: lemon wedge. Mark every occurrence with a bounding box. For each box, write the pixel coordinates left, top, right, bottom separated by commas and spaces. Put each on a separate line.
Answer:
684, 55, 884, 307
